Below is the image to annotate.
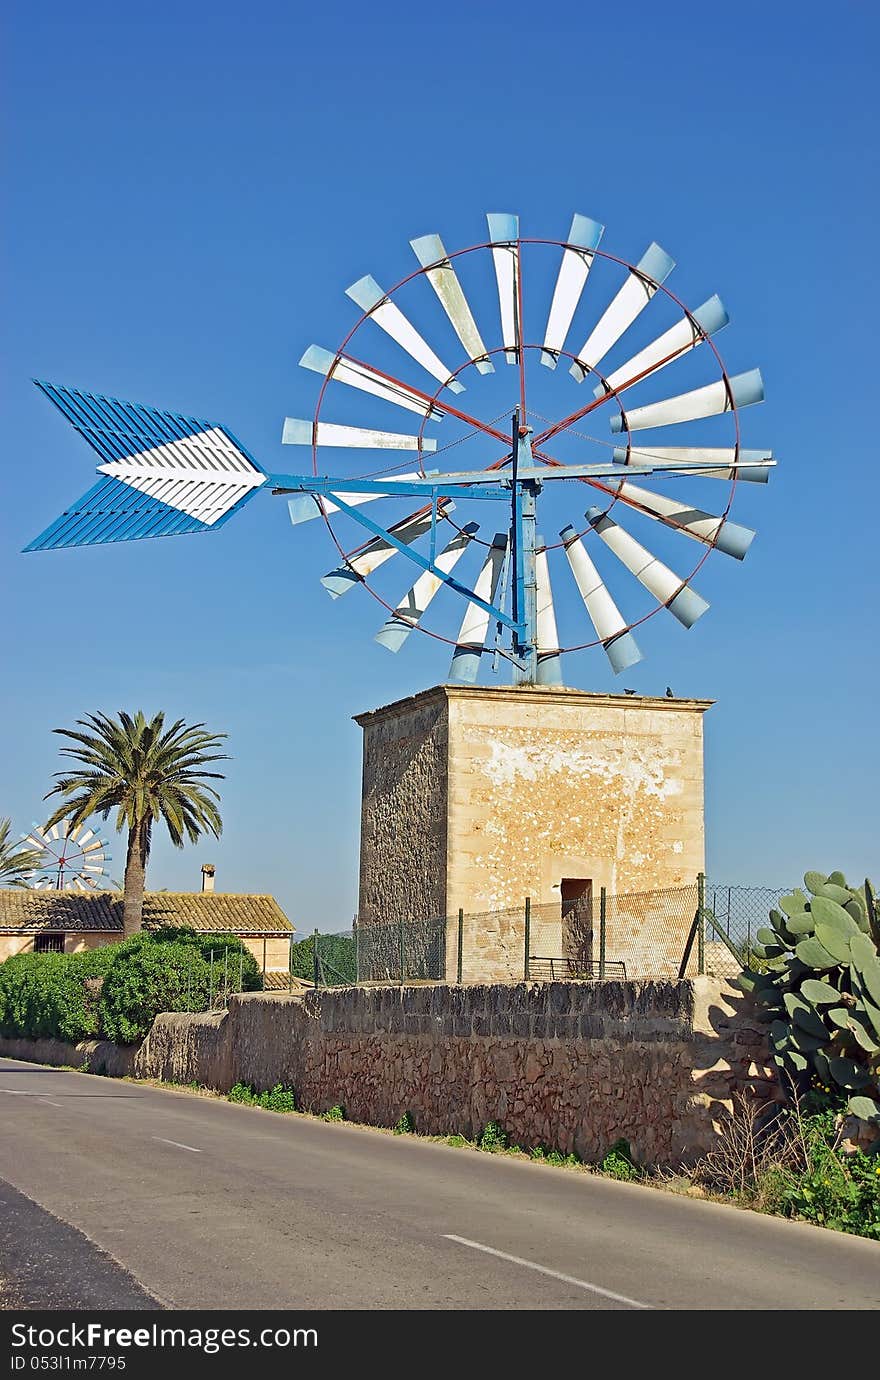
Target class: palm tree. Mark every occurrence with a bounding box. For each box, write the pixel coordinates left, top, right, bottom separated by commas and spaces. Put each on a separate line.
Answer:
44, 711, 228, 937
0, 818, 44, 888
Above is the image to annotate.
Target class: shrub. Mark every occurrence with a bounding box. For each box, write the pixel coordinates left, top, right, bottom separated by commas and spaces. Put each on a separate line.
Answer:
394, 1111, 415, 1135
227, 1081, 296, 1112
289, 932, 356, 984
100, 941, 212, 1044
600, 1138, 641, 1182
0, 946, 116, 1043
478, 1120, 508, 1152
322, 1104, 345, 1122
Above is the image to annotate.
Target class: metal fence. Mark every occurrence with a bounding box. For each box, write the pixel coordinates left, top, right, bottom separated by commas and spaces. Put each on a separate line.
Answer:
339, 877, 793, 986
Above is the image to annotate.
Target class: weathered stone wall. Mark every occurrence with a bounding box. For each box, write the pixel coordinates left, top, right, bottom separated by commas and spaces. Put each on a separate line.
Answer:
355, 685, 710, 982
132, 977, 775, 1166
356, 691, 449, 930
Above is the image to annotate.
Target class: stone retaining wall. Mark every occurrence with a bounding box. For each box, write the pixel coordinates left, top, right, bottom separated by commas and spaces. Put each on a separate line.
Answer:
0, 977, 776, 1167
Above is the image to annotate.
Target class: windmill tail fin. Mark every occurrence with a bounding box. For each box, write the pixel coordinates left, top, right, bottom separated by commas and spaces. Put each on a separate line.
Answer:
24, 381, 267, 551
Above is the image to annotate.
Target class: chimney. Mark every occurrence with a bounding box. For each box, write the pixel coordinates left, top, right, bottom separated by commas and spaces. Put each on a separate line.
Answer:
201, 863, 216, 894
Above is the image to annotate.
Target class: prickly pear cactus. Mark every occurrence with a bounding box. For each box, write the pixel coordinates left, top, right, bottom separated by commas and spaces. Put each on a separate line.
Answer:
739, 872, 880, 1131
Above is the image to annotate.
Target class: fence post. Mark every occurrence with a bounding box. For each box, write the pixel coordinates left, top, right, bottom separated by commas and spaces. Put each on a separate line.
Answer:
523, 896, 531, 981
313, 928, 320, 988
224, 948, 229, 1001
697, 872, 706, 976
457, 909, 463, 985
239, 950, 243, 992
599, 886, 607, 980
209, 950, 214, 1009
398, 918, 405, 984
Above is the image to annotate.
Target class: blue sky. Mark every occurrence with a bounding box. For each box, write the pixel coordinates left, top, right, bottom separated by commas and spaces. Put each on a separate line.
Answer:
3, 1, 877, 928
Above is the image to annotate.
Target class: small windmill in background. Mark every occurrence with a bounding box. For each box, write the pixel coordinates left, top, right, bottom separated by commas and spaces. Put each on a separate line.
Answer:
22, 817, 111, 892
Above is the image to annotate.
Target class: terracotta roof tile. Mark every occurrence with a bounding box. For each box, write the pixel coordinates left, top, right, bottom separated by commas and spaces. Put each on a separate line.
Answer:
0, 890, 293, 936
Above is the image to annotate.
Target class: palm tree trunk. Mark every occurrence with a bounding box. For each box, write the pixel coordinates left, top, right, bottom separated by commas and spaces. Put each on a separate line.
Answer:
122, 821, 148, 937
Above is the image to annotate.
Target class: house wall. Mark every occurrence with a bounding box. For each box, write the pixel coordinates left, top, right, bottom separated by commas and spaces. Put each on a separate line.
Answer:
241, 936, 291, 972
356, 686, 710, 982
0, 931, 292, 971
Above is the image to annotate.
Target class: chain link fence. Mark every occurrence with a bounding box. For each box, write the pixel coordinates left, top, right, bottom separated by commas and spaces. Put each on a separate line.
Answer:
304, 878, 793, 987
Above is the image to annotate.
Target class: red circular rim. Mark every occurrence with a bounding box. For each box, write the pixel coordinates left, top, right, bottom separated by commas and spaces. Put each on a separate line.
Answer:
308, 235, 743, 657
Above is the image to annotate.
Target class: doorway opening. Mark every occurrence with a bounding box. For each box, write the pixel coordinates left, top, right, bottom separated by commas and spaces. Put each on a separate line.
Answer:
561, 879, 593, 968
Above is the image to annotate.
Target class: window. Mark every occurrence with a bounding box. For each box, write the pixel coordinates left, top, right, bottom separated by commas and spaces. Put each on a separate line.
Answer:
34, 933, 65, 953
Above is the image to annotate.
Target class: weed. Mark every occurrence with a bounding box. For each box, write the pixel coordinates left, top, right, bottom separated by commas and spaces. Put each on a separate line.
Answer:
393, 1111, 415, 1135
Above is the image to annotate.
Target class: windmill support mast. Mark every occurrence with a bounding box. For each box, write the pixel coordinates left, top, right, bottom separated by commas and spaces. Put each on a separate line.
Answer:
510, 409, 541, 684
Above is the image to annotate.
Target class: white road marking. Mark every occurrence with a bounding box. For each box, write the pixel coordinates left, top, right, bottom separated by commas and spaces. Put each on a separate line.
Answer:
0, 1089, 40, 1095
442, 1234, 653, 1310
40, 1100, 64, 1108
152, 1136, 202, 1154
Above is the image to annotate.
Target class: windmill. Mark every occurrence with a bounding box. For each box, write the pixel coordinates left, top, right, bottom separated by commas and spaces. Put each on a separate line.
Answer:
23, 214, 772, 684
23, 817, 111, 891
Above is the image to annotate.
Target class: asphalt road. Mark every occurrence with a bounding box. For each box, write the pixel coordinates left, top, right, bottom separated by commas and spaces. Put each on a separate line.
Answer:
1, 1057, 878, 1311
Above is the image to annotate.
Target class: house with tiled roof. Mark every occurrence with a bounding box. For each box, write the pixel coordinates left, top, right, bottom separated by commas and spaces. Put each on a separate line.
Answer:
0, 864, 294, 976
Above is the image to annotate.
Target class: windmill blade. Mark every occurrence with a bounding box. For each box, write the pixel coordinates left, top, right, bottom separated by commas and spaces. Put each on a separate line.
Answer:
282, 419, 438, 452
48, 825, 60, 841
449, 534, 508, 682
560, 526, 642, 674
300, 346, 445, 421
346, 276, 465, 394
611, 479, 755, 559
614, 445, 773, 483
321, 502, 454, 598
287, 471, 437, 526
77, 830, 96, 846
375, 523, 480, 652
610, 368, 764, 433
586, 507, 709, 629
24, 383, 267, 552
594, 296, 728, 397
486, 213, 520, 365
535, 542, 562, 685
570, 243, 675, 382
541, 213, 605, 369
410, 234, 494, 374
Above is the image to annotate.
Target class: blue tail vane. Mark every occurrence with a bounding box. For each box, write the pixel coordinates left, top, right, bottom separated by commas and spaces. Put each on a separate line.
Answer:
24, 382, 267, 551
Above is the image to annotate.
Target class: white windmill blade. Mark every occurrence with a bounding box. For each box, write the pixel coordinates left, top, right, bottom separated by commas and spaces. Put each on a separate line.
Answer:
614, 445, 773, 483
594, 296, 728, 397
612, 479, 755, 559
23, 833, 47, 851
535, 542, 562, 685
486, 213, 520, 365
541, 213, 605, 369
321, 502, 454, 598
586, 507, 709, 629
282, 418, 438, 453
77, 830, 96, 845
560, 526, 643, 674
83, 838, 108, 853
346, 276, 465, 395
48, 824, 60, 841
59, 817, 71, 838
287, 471, 438, 526
410, 234, 494, 374
83, 864, 106, 874
300, 346, 445, 421
449, 534, 508, 682
570, 243, 675, 382
610, 368, 764, 433
375, 522, 480, 652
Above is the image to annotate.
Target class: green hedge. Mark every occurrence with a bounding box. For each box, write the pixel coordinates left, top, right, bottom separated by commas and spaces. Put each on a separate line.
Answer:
0, 928, 262, 1046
